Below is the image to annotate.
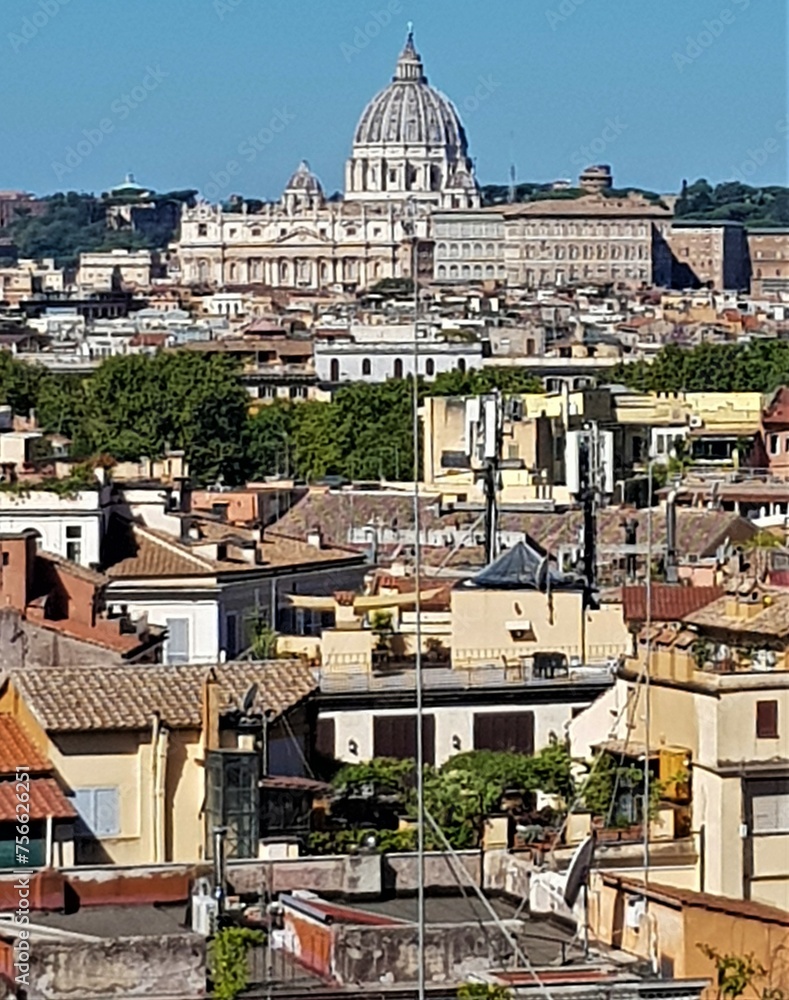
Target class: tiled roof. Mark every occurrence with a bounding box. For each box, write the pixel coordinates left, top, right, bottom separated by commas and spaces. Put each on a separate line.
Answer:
0, 777, 76, 822
622, 584, 723, 622
271, 494, 754, 564
103, 517, 362, 579
684, 592, 789, 638
11, 661, 318, 733
0, 717, 50, 776
37, 551, 108, 587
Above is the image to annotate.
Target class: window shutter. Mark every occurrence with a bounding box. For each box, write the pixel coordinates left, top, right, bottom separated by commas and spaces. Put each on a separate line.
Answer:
94, 788, 120, 837
166, 618, 190, 664
756, 701, 778, 739
475, 712, 534, 753
373, 715, 434, 764
752, 794, 779, 833
72, 788, 95, 837
316, 717, 335, 759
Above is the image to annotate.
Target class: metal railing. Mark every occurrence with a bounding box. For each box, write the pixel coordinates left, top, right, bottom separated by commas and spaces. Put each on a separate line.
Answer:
319, 661, 616, 694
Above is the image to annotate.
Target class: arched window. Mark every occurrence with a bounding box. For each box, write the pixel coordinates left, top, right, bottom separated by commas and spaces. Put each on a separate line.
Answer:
437, 264, 447, 279
425, 358, 435, 376
449, 264, 459, 279
362, 358, 371, 376
330, 358, 339, 381
485, 264, 494, 278
457, 358, 466, 374
437, 242, 447, 257
485, 243, 494, 257
473, 265, 482, 278
473, 243, 482, 257
393, 358, 403, 378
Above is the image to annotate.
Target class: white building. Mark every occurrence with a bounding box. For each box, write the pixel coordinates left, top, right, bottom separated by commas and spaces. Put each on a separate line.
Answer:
176, 31, 480, 292
0, 485, 111, 568
314, 330, 483, 383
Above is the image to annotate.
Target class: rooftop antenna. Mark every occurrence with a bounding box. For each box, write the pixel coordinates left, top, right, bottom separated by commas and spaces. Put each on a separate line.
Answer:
508, 131, 517, 204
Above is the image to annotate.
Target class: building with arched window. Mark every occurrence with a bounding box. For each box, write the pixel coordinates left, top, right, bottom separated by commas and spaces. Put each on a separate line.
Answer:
177, 31, 479, 291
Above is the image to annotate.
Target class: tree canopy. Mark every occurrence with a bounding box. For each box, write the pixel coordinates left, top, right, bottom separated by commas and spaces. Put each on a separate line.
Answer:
675, 178, 789, 227
607, 340, 789, 394
8, 191, 188, 267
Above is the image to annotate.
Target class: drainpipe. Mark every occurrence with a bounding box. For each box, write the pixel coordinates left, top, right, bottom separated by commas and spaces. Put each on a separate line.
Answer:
151, 712, 169, 864
151, 713, 159, 863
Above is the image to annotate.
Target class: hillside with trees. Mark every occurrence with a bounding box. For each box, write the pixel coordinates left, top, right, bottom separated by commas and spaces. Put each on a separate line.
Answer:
8, 190, 195, 267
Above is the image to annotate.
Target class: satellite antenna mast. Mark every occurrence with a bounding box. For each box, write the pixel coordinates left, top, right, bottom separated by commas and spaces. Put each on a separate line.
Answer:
508, 131, 517, 204
563, 834, 595, 958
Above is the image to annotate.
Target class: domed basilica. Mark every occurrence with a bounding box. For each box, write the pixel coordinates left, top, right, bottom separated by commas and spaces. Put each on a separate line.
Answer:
177, 31, 479, 290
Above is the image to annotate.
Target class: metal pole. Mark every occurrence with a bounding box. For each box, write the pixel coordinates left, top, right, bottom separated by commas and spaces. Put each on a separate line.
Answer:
411, 214, 425, 1000
644, 461, 653, 965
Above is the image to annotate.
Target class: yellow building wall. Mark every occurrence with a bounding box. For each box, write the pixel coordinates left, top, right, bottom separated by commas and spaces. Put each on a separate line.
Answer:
0, 684, 206, 865
451, 588, 584, 665
591, 875, 789, 996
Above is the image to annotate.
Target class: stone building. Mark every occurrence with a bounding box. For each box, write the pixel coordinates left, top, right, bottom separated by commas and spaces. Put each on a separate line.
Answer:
433, 188, 674, 289
176, 31, 479, 292
665, 220, 750, 291
747, 227, 789, 298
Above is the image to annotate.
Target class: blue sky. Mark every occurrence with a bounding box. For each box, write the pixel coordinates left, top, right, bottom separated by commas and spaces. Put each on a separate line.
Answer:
1, 0, 786, 199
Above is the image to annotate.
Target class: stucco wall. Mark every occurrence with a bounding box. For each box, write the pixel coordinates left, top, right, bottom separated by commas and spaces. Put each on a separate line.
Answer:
20, 933, 205, 1000
323, 700, 585, 765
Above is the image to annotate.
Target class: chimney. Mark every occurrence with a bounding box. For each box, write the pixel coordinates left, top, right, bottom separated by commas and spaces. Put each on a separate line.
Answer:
307, 525, 323, 550
180, 516, 193, 543
623, 517, 638, 582
201, 668, 221, 752
174, 476, 192, 513
665, 490, 679, 585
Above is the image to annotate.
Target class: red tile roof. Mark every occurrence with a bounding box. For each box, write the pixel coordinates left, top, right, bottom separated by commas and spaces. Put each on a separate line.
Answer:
621, 584, 723, 623
0, 717, 50, 776
0, 778, 76, 822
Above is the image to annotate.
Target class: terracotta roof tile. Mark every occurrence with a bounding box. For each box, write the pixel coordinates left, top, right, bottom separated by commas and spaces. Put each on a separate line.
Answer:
103, 517, 362, 579
622, 584, 723, 623
0, 717, 50, 775
0, 778, 76, 822
11, 661, 317, 733
684, 591, 789, 638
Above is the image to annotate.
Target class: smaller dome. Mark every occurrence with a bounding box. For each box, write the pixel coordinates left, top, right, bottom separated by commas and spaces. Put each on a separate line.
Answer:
285, 160, 323, 195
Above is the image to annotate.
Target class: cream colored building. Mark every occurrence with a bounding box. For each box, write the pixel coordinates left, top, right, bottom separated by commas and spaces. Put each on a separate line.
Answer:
176, 32, 479, 292
571, 586, 789, 909
303, 543, 630, 767
0, 662, 317, 865
77, 248, 154, 291
748, 227, 789, 298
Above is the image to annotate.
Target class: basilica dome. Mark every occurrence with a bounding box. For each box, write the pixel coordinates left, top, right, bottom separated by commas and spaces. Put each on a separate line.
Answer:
353, 32, 468, 154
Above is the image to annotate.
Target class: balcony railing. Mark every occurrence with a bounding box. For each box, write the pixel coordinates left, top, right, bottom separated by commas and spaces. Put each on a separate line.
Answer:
319, 660, 616, 694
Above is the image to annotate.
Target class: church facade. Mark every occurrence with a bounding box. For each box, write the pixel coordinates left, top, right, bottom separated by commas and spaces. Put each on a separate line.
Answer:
176, 32, 480, 291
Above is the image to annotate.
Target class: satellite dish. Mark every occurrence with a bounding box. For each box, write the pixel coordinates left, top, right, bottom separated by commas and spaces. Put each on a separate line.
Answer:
563, 834, 594, 907
240, 683, 258, 715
